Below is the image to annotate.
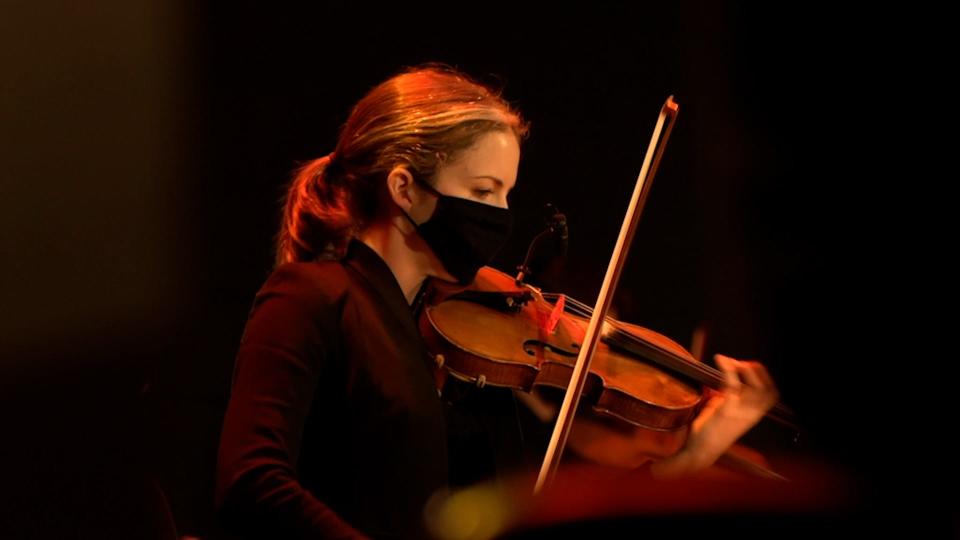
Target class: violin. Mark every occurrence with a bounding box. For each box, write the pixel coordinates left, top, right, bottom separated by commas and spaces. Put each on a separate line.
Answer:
418, 265, 797, 475
421, 266, 702, 430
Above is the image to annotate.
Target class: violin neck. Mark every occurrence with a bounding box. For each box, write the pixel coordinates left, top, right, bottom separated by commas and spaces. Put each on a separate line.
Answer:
606, 331, 800, 434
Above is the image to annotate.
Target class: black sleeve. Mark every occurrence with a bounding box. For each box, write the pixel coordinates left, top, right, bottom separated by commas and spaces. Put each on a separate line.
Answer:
215, 265, 366, 539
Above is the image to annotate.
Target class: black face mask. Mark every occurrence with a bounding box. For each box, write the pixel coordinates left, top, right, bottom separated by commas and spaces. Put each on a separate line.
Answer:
404, 178, 513, 284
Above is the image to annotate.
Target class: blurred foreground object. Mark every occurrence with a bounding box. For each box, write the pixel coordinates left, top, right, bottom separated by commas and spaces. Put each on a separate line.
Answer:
425, 459, 859, 540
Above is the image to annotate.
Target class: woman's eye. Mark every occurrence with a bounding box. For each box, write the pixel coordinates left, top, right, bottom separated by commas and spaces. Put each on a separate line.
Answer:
473, 189, 494, 198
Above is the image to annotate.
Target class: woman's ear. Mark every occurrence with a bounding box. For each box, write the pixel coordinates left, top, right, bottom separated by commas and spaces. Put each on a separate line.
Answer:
385, 166, 416, 212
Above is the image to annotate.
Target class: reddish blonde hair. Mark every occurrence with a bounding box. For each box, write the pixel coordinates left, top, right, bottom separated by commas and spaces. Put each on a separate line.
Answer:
275, 65, 528, 266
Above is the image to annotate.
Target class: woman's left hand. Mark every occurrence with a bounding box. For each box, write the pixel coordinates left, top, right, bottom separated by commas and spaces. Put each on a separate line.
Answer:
650, 354, 779, 479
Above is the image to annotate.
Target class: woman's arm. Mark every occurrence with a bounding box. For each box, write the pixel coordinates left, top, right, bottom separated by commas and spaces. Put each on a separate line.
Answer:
216, 266, 367, 539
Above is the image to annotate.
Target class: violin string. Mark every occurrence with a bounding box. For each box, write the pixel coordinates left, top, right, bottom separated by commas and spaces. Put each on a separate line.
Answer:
607, 322, 795, 423
542, 292, 724, 385
541, 293, 796, 425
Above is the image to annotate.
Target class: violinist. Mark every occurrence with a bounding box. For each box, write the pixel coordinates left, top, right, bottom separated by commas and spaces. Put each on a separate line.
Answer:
215, 64, 780, 540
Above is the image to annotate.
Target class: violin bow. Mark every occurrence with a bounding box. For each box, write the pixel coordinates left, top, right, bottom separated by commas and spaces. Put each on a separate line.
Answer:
535, 96, 680, 493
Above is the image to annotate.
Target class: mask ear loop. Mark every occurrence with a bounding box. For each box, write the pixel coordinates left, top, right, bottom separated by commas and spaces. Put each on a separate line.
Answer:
412, 174, 444, 197
403, 175, 443, 229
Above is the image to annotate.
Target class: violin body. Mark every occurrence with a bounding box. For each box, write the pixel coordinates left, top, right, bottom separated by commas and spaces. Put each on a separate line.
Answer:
419, 266, 706, 432
420, 266, 791, 477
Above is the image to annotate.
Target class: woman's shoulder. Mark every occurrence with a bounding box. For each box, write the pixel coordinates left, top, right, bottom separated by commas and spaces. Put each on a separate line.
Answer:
254, 260, 351, 313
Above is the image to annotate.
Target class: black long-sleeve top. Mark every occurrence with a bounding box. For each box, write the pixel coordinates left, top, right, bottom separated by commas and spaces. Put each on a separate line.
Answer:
216, 240, 452, 539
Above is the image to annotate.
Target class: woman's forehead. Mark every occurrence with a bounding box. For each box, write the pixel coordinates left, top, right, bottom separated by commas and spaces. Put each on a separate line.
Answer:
439, 132, 519, 186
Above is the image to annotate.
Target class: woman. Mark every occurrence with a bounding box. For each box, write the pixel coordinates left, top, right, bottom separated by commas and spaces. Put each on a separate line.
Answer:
215, 65, 778, 539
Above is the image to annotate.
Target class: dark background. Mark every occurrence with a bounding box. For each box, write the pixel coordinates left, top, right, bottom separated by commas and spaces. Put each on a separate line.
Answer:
2, 2, 948, 538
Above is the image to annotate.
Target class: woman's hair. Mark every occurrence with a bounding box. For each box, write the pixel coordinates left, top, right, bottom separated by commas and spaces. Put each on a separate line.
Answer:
274, 64, 529, 266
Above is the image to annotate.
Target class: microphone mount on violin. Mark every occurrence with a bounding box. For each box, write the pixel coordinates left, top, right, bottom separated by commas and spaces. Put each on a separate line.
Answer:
515, 203, 568, 287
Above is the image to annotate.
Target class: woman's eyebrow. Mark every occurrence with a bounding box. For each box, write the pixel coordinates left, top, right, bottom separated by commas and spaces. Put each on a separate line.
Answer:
470, 175, 503, 186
